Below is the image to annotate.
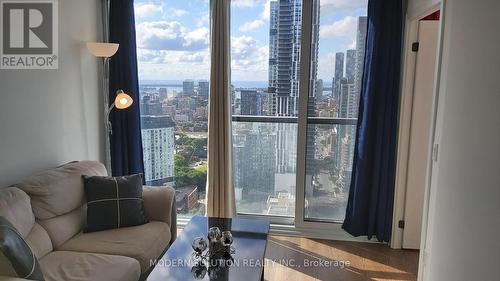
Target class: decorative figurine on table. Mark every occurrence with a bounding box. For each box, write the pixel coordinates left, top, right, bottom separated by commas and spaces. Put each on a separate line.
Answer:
191, 227, 235, 279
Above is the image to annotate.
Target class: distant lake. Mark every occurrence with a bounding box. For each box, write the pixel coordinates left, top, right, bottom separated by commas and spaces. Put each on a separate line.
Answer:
138, 80, 333, 95
138, 84, 182, 99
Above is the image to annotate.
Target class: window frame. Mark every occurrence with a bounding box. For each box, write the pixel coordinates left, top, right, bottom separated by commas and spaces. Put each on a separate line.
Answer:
229, 0, 366, 240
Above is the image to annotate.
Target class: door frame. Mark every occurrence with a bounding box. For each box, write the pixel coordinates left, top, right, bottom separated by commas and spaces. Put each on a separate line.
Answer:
391, 3, 442, 249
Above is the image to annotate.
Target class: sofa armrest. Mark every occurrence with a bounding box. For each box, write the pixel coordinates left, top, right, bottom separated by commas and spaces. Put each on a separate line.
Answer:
0, 277, 32, 281
143, 186, 177, 243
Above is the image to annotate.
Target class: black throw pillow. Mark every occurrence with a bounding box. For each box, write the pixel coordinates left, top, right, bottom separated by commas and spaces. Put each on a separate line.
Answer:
83, 174, 148, 233
0, 217, 45, 280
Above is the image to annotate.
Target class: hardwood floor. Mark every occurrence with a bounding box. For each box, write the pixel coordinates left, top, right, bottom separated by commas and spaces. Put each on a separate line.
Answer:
264, 236, 419, 281
176, 229, 419, 281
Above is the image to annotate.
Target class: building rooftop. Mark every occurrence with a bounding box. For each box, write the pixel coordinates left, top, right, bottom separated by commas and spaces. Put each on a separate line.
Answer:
141, 115, 175, 129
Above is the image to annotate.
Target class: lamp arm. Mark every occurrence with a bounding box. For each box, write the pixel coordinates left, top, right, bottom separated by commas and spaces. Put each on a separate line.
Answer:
108, 103, 115, 115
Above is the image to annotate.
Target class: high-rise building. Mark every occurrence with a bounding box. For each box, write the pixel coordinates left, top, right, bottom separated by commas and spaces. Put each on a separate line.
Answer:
345, 49, 356, 83
269, 0, 320, 116
198, 80, 209, 99
309, 0, 320, 99
260, 91, 274, 116
315, 79, 324, 101
333, 52, 345, 101
141, 94, 163, 115
141, 116, 175, 186
355, 17, 368, 97
338, 78, 357, 118
268, 0, 320, 177
268, 0, 279, 115
335, 78, 354, 170
336, 16, 367, 180
240, 89, 262, 116
182, 80, 194, 97
158, 88, 168, 100
232, 125, 277, 198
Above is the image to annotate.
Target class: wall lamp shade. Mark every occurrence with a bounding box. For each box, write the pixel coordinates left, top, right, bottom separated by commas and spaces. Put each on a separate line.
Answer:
86, 42, 119, 58
114, 90, 133, 109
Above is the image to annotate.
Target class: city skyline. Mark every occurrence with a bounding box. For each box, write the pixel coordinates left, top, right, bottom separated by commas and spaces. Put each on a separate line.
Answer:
135, 0, 368, 220
134, 0, 367, 81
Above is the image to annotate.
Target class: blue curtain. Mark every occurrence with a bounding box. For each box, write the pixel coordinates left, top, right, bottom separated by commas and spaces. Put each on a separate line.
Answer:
342, 0, 404, 242
108, 0, 144, 177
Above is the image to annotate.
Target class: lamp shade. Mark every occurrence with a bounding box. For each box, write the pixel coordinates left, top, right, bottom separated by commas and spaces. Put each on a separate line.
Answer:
86, 42, 119, 58
114, 90, 133, 109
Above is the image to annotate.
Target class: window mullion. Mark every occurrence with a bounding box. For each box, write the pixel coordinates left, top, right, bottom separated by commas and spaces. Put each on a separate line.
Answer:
295, 0, 314, 226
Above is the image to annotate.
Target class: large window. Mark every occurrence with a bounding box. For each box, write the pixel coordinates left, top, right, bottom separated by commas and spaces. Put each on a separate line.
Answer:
230, 0, 368, 223
135, 0, 210, 219
133, 0, 368, 226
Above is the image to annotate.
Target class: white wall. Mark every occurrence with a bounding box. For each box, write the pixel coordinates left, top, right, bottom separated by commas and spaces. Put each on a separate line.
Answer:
423, 0, 500, 280
0, 0, 103, 186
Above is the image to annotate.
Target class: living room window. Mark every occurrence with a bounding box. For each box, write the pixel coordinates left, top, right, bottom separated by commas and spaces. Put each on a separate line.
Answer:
230, 0, 368, 226
134, 0, 210, 219
133, 0, 368, 227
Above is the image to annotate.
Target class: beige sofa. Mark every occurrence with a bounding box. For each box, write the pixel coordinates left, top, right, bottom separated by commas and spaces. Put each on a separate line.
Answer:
0, 161, 176, 281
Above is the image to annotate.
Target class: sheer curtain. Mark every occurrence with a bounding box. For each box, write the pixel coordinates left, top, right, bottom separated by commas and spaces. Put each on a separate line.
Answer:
206, 0, 236, 218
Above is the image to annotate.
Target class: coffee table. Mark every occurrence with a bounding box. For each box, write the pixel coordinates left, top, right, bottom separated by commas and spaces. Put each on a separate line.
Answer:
147, 216, 270, 281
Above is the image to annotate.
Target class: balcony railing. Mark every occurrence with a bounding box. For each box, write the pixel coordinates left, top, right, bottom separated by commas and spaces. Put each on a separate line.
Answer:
232, 115, 358, 125
231, 114, 358, 220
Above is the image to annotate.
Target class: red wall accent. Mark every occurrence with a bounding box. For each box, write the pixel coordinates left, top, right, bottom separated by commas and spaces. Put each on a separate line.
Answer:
421, 10, 440, 21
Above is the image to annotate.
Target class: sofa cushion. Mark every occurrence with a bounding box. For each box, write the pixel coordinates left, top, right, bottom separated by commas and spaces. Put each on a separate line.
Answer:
59, 221, 171, 272
39, 251, 140, 281
15, 161, 107, 220
36, 208, 85, 249
0, 217, 45, 281
15, 161, 106, 248
0, 187, 35, 238
24, 223, 53, 259
82, 174, 148, 233
0, 187, 53, 260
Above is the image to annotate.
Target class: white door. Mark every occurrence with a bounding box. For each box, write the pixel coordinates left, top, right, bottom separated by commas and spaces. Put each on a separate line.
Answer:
402, 20, 439, 249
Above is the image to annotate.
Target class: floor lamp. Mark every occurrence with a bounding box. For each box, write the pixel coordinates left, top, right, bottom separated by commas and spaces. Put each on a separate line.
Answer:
87, 42, 134, 174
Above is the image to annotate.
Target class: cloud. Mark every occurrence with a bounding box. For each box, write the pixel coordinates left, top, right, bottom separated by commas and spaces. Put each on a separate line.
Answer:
238, 1, 271, 33
168, 8, 187, 17
317, 52, 337, 81
320, 0, 367, 13
348, 39, 356, 49
137, 49, 163, 64
136, 21, 186, 50
197, 13, 210, 27
137, 49, 209, 65
261, 0, 271, 20
138, 35, 269, 81
320, 16, 357, 39
239, 20, 265, 32
137, 50, 210, 81
134, 3, 162, 18
231, 36, 268, 79
136, 21, 208, 51
232, 0, 263, 8
185, 27, 210, 48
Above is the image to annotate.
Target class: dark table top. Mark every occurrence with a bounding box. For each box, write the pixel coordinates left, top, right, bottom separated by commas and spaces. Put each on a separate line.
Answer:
147, 216, 270, 281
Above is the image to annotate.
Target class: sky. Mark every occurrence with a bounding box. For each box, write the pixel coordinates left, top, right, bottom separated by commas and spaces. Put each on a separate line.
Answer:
134, 0, 367, 83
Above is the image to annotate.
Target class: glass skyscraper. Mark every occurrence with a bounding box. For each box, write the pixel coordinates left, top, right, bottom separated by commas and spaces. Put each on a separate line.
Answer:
269, 0, 320, 117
